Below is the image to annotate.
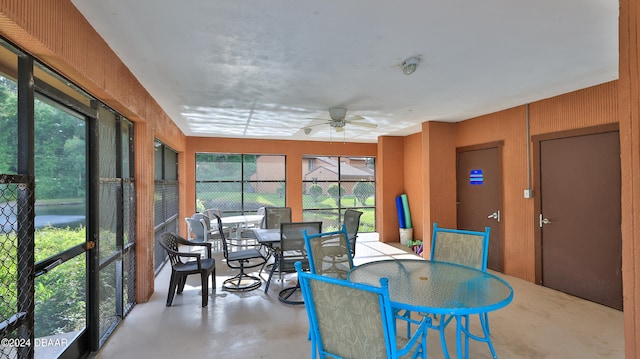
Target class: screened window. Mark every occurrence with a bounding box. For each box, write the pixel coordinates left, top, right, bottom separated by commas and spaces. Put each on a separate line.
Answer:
302, 156, 375, 232
154, 140, 179, 273
195, 153, 285, 215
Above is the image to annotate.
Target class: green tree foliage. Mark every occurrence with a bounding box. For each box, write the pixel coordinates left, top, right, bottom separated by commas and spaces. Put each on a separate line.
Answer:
0, 75, 86, 199
0, 242, 17, 323
196, 198, 206, 212
34, 226, 87, 337
243, 155, 257, 180
33, 99, 86, 199
0, 227, 87, 337
195, 154, 258, 181
353, 181, 375, 206
0, 77, 18, 173
327, 183, 345, 205
308, 184, 323, 203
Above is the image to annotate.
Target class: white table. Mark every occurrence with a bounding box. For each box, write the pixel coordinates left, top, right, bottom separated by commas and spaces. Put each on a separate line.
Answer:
220, 215, 263, 239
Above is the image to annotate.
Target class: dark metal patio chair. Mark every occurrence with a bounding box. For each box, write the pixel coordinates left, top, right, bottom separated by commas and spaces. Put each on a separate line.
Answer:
263, 221, 322, 304
343, 209, 363, 258
210, 213, 268, 291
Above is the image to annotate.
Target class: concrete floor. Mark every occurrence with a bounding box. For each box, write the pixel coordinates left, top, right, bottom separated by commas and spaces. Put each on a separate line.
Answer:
95, 234, 624, 359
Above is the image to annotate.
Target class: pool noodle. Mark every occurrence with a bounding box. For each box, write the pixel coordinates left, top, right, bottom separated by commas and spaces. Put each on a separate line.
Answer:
401, 194, 412, 228
396, 196, 406, 228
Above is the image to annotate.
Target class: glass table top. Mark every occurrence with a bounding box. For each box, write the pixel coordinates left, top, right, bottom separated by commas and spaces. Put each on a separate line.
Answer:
348, 258, 514, 315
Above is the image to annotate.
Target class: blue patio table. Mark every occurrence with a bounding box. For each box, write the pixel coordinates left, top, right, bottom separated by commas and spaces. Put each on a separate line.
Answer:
347, 258, 514, 359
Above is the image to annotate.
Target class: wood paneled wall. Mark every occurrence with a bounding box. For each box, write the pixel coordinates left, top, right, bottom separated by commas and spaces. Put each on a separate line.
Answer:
619, 0, 640, 356
377, 136, 405, 242
422, 121, 457, 247
403, 133, 423, 241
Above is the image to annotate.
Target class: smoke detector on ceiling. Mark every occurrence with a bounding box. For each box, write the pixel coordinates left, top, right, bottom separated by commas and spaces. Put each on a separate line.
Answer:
402, 56, 420, 75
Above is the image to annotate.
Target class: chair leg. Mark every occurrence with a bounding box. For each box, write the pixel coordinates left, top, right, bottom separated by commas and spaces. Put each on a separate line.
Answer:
201, 271, 209, 307
177, 276, 187, 294
264, 255, 279, 293
167, 271, 179, 307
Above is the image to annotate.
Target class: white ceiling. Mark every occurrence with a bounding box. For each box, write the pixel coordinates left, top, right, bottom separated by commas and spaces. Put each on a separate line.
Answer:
70, 0, 618, 143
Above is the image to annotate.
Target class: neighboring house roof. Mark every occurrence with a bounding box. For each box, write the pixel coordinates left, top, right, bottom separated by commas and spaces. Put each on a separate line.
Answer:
307, 157, 374, 178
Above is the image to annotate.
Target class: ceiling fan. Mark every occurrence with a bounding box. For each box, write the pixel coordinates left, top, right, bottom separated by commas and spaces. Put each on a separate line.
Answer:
303, 107, 377, 135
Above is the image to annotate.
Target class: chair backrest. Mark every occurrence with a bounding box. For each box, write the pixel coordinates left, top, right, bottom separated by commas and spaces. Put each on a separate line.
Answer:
209, 213, 231, 258
204, 208, 222, 221
185, 217, 208, 242
279, 222, 322, 270
158, 232, 189, 266
343, 209, 363, 256
303, 225, 353, 279
192, 213, 211, 231
256, 206, 266, 227
430, 222, 491, 271
295, 262, 397, 359
264, 207, 292, 229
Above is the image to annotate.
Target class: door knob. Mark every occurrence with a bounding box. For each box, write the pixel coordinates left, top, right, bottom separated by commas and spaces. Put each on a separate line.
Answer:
487, 210, 501, 222
539, 214, 551, 227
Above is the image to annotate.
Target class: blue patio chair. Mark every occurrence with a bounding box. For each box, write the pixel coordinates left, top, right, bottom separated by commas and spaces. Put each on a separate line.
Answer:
303, 225, 353, 279
295, 261, 429, 359
427, 222, 491, 359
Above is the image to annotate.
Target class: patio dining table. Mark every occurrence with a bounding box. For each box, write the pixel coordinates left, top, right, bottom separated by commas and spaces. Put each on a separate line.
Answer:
219, 214, 264, 240
252, 228, 281, 246
348, 258, 514, 359
251, 227, 281, 265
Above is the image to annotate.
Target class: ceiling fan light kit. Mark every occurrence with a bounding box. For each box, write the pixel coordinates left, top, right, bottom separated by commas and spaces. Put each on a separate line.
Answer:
303, 107, 377, 136
402, 56, 420, 75
329, 107, 347, 121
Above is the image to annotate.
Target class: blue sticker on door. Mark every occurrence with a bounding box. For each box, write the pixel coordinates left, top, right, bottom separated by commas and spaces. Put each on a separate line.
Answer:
470, 169, 484, 185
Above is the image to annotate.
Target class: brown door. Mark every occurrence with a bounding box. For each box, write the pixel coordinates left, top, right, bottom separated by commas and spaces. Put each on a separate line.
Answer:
538, 130, 622, 310
457, 144, 504, 272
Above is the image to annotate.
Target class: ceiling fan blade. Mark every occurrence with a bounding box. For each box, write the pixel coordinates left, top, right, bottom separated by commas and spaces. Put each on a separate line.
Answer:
349, 121, 377, 128
306, 122, 328, 128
